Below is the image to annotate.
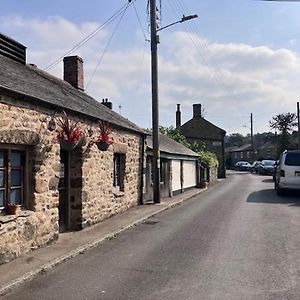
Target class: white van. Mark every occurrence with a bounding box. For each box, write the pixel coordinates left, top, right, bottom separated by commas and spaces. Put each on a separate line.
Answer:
275, 150, 300, 195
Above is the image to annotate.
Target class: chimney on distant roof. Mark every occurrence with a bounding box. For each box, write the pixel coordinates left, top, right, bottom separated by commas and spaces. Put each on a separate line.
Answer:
101, 98, 112, 109
193, 103, 202, 118
63, 56, 84, 91
176, 104, 181, 129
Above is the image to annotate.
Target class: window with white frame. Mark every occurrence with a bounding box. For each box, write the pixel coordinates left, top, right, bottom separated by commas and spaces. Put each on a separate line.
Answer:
0, 149, 26, 209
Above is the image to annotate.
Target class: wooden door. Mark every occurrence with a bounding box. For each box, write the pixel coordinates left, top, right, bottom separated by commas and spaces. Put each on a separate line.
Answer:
58, 149, 69, 232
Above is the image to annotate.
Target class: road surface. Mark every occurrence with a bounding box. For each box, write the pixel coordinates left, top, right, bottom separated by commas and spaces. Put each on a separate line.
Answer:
2, 171, 300, 299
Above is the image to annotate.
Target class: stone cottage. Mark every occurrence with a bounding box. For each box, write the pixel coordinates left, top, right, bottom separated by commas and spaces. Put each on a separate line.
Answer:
176, 104, 226, 178
0, 33, 147, 264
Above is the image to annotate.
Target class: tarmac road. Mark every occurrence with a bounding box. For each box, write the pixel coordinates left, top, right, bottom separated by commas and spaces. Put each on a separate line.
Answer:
3, 171, 300, 300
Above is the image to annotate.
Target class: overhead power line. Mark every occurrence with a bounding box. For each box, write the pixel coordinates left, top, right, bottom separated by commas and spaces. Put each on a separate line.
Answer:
86, 3, 130, 90
165, 0, 235, 97
44, 1, 135, 71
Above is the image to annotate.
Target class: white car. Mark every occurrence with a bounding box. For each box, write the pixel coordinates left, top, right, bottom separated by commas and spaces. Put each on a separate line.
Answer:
235, 161, 252, 171
274, 150, 300, 195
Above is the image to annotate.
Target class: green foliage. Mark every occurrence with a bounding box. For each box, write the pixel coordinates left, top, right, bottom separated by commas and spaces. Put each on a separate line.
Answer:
159, 126, 219, 167
269, 113, 297, 134
269, 113, 297, 155
159, 126, 190, 148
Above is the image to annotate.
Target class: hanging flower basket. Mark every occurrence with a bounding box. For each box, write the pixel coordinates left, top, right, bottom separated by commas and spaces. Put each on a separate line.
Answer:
57, 111, 85, 151
59, 140, 79, 151
92, 120, 114, 151
96, 140, 111, 151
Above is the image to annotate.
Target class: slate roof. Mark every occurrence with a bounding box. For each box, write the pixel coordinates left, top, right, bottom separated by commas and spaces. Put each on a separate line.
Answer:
181, 117, 226, 141
0, 54, 146, 134
147, 133, 199, 158
225, 143, 252, 153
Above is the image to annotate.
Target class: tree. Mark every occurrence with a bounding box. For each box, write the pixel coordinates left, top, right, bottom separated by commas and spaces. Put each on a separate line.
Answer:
226, 133, 246, 147
159, 126, 190, 148
269, 113, 297, 155
159, 126, 218, 167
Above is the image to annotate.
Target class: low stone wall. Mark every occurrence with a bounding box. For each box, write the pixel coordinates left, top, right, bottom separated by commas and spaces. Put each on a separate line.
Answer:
0, 210, 58, 264
209, 166, 218, 183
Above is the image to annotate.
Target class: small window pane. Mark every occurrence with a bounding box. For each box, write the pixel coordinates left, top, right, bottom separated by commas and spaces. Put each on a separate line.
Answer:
0, 191, 4, 207
11, 170, 22, 186
11, 152, 22, 167
0, 151, 4, 167
0, 170, 4, 187
10, 189, 21, 205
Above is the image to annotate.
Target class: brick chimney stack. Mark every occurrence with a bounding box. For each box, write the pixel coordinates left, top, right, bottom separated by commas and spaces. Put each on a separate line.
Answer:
193, 104, 202, 118
176, 104, 181, 129
63, 56, 84, 91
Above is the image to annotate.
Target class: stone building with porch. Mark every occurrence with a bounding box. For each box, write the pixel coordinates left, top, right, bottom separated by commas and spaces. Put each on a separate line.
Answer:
0, 33, 147, 264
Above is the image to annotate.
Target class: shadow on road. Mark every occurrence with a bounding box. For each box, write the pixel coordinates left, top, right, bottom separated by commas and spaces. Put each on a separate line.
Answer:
261, 178, 273, 183
247, 188, 300, 206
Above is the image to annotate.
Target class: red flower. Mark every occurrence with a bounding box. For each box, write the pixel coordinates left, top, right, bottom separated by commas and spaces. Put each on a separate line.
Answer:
93, 120, 114, 145
57, 111, 85, 144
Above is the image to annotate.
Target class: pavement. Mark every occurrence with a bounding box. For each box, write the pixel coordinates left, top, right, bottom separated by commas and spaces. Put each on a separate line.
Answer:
0, 187, 208, 296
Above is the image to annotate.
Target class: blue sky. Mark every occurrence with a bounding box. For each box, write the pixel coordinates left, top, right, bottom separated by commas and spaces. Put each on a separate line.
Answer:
2, 0, 300, 135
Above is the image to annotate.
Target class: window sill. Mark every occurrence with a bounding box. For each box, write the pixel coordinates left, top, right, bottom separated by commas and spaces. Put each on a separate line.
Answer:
0, 209, 34, 223
112, 188, 124, 198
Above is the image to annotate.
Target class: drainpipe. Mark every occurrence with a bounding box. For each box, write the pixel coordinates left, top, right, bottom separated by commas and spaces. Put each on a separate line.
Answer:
139, 134, 146, 205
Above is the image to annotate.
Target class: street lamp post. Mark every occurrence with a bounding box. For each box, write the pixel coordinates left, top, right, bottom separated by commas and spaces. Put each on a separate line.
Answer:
244, 113, 254, 162
150, 0, 197, 203
250, 113, 254, 162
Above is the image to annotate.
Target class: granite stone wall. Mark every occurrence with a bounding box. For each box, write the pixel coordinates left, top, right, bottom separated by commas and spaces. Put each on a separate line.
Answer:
0, 93, 145, 264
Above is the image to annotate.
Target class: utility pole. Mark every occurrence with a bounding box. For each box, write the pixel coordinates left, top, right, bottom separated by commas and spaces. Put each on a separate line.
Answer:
149, 1, 197, 204
250, 113, 254, 162
150, 0, 160, 203
297, 102, 300, 150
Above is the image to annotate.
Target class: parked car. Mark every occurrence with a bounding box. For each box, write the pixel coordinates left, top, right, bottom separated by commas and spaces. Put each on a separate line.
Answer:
275, 150, 300, 195
251, 161, 261, 173
235, 161, 252, 171
258, 160, 276, 175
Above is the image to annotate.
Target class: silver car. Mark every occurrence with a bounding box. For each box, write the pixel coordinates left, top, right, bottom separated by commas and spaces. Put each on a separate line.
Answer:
274, 150, 300, 195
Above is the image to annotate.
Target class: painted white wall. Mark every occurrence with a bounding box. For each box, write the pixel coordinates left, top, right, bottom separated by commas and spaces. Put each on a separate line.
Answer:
183, 160, 196, 189
172, 160, 181, 192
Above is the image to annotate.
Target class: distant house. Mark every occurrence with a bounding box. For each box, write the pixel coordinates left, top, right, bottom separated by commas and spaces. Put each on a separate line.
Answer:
226, 141, 278, 168
144, 133, 200, 201
177, 104, 226, 178
225, 143, 252, 168
0, 33, 147, 264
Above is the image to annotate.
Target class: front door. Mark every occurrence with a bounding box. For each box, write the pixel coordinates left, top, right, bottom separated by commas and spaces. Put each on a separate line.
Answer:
58, 149, 69, 232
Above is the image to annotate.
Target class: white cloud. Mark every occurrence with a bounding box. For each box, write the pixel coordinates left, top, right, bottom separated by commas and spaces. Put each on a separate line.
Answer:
2, 15, 300, 135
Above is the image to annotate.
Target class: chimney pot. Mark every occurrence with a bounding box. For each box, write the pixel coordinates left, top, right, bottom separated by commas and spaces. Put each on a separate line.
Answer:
101, 98, 113, 110
63, 56, 84, 91
176, 104, 181, 129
